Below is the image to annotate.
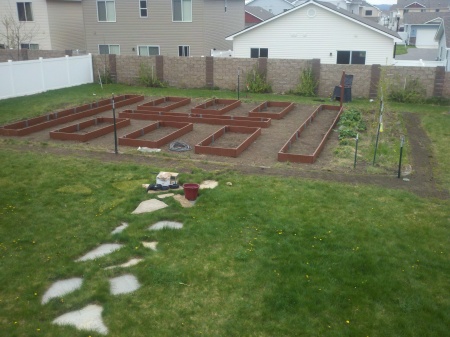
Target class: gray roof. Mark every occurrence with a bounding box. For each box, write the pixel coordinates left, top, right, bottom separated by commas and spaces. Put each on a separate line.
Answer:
228, 0, 401, 40
316, 0, 401, 39
245, 5, 275, 21
442, 14, 450, 46
392, 0, 450, 9
403, 12, 445, 24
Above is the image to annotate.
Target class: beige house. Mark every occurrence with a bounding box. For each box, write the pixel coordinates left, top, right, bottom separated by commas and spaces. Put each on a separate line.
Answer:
0, 0, 86, 51
82, 0, 245, 57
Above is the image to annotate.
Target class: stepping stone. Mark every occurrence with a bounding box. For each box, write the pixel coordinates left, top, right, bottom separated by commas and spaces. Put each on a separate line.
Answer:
75, 243, 124, 262
173, 194, 195, 208
199, 180, 218, 189
111, 222, 128, 235
157, 193, 175, 199
104, 258, 144, 270
142, 241, 158, 251
42, 278, 83, 305
148, 221, 183, 231
132, 199, 168, 214
52, 304, 108, 335
109, 274, 141, 295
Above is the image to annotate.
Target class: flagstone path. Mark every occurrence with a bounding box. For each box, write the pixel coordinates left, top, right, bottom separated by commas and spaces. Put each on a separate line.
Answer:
41, 180, 218, 335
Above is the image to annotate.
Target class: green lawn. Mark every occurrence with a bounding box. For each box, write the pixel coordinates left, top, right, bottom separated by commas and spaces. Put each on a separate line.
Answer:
0, 85, 449, 336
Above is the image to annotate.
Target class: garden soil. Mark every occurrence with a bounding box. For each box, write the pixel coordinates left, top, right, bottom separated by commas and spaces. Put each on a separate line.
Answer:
1, 97, 447, 200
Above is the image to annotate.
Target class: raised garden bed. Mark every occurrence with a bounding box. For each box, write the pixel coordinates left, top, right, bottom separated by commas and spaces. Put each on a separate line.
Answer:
195, 126, 261, 158
278, 105, 343, 164
191, 99, 241, 115
119, 110, 271, 128
137, 97, 191, 112
49, 117, 130, 142
118, 121, 193, 148
0, 95, 143, 136
249, 101, 295, 120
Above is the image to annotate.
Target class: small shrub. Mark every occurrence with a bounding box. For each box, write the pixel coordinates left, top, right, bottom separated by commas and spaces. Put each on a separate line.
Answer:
98, 68, 113, 84
388, 76, 426, 103
246, 66, 271, 93
295, 67, 317, 97
138, 63, 166, 88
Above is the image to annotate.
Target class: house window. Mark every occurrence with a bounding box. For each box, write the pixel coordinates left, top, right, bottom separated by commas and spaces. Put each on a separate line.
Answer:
138, 45, 160, 56
404, 9, 409, 13
99, 44, 120, 54
178, 45, 190, 56
172, 0, 192, 22
421, 9, 426, 12
20, 43, 39, 49
337, 51, 366, 64
17, 2, 33, 21
436, 9, 440, 12
97, 0, 116, 22
365, 10, 372, 16
140, 0, 148, 17
0, 44, 5, 49
250, 48, 268, 58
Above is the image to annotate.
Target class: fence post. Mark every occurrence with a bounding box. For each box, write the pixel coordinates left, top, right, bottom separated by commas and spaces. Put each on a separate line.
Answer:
65, 55, 71, 86
88, 54, 94, 83
8, 60, 15, 97
39, 57, 46, 92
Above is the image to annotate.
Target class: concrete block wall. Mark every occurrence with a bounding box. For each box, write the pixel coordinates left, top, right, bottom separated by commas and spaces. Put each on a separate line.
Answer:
163, 56, 206, 89
319, 64, 372, 99
383, 66, 437, 98
0, 49, 68, 62
115, 56, 156, 85
214, 58, 257, 90
267, 59, 310, 94
91, 54, 448, 99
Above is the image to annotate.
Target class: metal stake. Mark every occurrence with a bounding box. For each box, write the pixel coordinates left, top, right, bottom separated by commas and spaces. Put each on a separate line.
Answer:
398, 136, 404, 178
354, 133, 359, 169
112, 94, 118, 155
237, 68, 240, 100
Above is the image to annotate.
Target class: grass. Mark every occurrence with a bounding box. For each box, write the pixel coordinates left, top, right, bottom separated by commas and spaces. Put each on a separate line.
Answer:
0, 85, 449, 336
394, 44, 416, 56
0, 148, 449, 337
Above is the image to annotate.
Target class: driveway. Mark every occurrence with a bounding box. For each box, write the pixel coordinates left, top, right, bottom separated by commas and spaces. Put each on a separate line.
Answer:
395, 47, 438, 61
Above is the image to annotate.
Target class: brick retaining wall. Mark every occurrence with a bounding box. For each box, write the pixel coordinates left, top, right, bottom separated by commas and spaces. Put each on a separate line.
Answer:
93, 54, 448, 99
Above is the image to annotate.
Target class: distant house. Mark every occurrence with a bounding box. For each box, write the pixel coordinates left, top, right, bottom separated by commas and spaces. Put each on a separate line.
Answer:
245, 0, 300, 15
403, 12, 442, 47
245, 5, 274, 27
227, 0, 401, 65
435, 15, 450, 70
0, 0, 86, 51
81, 0, 244, 57
388, 0, 450, 31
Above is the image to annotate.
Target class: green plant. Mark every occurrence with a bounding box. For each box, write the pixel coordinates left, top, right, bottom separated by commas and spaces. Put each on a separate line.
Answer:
388, 76, 426, 103
98, 68, 113, 85
295, 67, 317, 96
138, 63, 166, 88
337, 108, 366, 142
246, 66, 271, 93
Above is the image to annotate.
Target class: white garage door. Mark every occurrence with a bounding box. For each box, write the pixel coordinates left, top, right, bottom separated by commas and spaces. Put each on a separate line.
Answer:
416, 27, 438, 48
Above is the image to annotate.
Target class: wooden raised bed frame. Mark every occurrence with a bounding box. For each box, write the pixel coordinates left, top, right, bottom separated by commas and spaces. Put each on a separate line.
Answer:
278, 105, 343, 164
49, 117, 130, 142
0, 95, 144, 136
191, 99, 241, 115
119, 109, 271, 128
137, 96, 191, 112
118, 121, 193, 148
249, 101, 295, 120
195, 125, 261, 158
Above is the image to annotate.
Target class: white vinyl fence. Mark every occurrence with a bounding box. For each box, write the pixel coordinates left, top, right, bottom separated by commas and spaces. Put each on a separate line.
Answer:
0, 54, 93, 100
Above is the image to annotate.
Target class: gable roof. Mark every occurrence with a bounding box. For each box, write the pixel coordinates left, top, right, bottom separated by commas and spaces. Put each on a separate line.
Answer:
228, 0, 401, 41
390, 0, 450, 10
245, 5, 275, 21
403, 12, 444, 24
436, 14, 450, 46
246, 0, 296, 7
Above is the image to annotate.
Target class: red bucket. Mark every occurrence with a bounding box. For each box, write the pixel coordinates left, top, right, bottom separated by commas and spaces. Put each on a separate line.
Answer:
183, 183, 200, 201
